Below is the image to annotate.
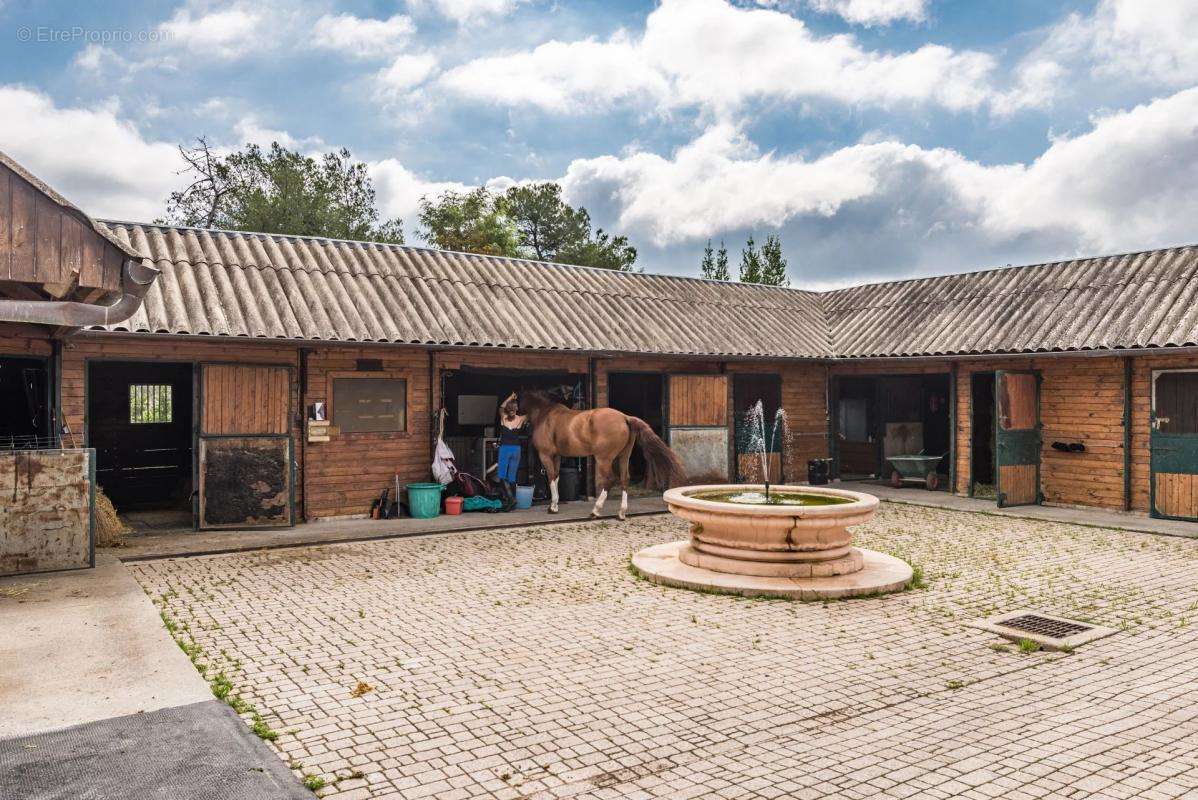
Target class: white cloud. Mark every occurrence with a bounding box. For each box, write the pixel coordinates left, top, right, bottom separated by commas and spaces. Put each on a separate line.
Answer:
439, 0, 996, 116
368, 159, 475, 221
558, 87, 1198, 279
312, 13, 415, 58
411, 0, 522, 24
1006, 0, 1198, 113
158, 4, 264, 60
807, 0, 928, 26
374, 54, 439, 99
0, 86, 183, 221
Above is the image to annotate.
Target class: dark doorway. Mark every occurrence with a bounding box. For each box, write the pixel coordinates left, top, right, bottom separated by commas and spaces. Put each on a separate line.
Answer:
733, 373, 783, 482
971, 372, 997, 496
0, 356, 50, 449
440, 367, 587, 502
607, 372, 664, 483
88, 361, 194, 514
834, 373, 951, 487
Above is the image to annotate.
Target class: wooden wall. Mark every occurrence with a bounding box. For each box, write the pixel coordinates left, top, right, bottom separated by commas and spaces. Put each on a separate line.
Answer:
0, 323, 52, 358
0, 163, 124, 296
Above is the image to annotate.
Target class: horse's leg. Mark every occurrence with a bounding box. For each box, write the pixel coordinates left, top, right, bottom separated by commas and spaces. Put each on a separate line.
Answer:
540, 451, 561, 513
591, 458, 613, 518
616, 430, 636, 521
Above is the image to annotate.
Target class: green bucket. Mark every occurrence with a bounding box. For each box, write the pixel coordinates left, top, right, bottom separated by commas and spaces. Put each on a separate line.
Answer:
406, 483, 442, 519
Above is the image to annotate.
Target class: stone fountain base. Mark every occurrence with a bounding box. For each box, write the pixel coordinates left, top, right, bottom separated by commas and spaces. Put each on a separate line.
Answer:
633, 541, 911, 600
632, 484, 911, 600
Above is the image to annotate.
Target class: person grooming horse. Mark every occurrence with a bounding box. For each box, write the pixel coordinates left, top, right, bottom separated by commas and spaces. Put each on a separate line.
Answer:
496, 392, 527, 511
501, 390, 686, 519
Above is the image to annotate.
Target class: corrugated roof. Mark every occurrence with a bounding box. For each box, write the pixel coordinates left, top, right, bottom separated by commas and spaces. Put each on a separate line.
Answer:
92, 221, 1198, 360
824, 245, 1198, 357
96, 222, 833, 358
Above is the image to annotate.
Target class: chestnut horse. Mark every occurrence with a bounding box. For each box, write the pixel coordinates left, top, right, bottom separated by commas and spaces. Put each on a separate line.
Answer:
502, 390, 686, 519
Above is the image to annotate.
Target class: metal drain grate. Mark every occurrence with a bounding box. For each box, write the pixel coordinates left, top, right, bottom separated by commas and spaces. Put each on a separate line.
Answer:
967, 610, 1117, 650
1000, 614, 1092, 639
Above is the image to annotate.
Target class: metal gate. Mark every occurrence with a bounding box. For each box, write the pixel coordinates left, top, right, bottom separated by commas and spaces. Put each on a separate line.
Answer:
1151, 370, 1198, 521
995, 370, 1041, 508
667, 374, 729, 482
197, 363, 294, 529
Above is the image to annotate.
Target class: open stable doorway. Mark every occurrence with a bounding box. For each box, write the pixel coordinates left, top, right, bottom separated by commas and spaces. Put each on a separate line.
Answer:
970, 372, 996, 497
0, 356, 51, 449
607, 372, 664, 485
87, 361, 194, 525
440, 367, 588, 503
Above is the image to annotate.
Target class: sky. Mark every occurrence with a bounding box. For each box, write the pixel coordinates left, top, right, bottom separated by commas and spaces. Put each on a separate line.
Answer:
2, 0, 1197, 287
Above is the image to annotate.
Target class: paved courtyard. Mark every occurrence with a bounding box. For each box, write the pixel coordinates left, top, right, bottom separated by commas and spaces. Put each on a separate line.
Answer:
131, 505, 1198, 800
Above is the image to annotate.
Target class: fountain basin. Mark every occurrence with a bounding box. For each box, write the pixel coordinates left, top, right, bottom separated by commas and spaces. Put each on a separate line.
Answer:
634, 484, 910, 600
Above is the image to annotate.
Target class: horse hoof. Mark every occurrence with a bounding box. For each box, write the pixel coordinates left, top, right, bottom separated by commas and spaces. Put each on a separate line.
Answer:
548, 508, 560, 515
618, 513, 627, 521
590, 511, 600, 519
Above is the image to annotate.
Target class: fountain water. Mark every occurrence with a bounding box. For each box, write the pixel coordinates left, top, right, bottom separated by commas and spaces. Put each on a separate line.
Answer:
741, 400, 789, 501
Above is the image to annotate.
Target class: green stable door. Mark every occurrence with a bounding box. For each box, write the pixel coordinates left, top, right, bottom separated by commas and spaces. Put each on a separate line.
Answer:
1150, 370, 1198, 521
995, 370, 1041, 508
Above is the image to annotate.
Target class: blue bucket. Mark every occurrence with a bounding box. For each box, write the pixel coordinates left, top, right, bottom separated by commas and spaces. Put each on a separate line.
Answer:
515, 485, 534, 509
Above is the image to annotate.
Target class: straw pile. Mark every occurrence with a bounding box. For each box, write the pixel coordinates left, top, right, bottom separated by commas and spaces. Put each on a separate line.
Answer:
94, 486, 130, 547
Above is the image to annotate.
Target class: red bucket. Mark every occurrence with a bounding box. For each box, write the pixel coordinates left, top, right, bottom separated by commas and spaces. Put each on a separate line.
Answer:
444, 496, 463, 515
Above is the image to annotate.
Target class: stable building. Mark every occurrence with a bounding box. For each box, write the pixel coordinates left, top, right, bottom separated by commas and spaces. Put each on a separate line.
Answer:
3, 151, 1198, 537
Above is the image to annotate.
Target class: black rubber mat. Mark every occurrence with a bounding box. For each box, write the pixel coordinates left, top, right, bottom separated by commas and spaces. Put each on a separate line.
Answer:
0, 700, 310, 800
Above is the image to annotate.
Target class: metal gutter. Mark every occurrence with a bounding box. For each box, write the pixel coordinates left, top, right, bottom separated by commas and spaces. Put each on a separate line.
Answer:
0, 260, 159, 328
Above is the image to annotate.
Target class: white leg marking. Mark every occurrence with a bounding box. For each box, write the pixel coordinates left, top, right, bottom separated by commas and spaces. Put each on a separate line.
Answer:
550, 478, 560, 512
619, 491, 628, 520
591, 489, 608, 517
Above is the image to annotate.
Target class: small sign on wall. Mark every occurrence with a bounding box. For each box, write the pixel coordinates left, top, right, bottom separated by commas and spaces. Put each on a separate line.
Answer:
331, 376, 408, 433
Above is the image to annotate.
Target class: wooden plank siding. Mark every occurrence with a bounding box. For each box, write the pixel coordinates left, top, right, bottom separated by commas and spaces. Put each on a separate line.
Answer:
200, 364, 290, 435
0, 162, 125, 294
1155, 473, 1198, 520
0, 323, 53, 358
668, 374, 728, 427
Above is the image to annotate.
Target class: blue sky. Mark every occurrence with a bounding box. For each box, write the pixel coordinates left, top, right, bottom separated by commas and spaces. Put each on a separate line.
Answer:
2, 0, 1197, 286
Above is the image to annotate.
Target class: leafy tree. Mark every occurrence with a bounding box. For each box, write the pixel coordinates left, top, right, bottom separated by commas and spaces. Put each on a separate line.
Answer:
418, 187, 518, 256
739, 234, 763, 284
714, 240, 730, 281
165, 138, 403, 243
760, 234, 790, 287
700, 238, 732, 280
419, 181, 637, 270
557, 228, 637, 272
501, 183, 590, 261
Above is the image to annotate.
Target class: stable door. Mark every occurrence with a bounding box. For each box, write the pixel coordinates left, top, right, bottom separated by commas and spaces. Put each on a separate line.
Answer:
1151, 370, 1198, 521
995, 370, 1041, 508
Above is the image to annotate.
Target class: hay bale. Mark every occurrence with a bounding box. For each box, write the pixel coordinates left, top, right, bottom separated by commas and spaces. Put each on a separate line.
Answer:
94, 487, 130, 548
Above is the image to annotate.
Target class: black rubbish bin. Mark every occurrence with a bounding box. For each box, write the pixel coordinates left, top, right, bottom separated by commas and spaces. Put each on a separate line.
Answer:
807, 458, 830, 485
559, 466, 581, 502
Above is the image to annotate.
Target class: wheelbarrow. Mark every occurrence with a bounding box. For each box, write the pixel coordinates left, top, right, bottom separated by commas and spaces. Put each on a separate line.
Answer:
886, 454, 946, 490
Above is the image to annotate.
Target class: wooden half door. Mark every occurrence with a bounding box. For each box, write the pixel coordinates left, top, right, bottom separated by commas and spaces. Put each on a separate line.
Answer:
667, 374, 729, 482
995, 370, 1041, 508
197, 363, 294, 529
1151, 370, 1198, 521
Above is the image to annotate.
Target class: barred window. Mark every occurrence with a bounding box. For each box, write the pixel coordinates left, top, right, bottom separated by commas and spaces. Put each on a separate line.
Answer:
130, 384, 173, 424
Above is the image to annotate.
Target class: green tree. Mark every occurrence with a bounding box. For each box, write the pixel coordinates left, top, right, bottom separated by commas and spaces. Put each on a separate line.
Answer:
714, 240, 730, 281
501, 182, 637, 271
165, 138, 403, 243
501, 183, 590, 261
760, 234, 790, 287
700, 239, 731, 280
739, 234, 763, 284
418, 187, 518, 256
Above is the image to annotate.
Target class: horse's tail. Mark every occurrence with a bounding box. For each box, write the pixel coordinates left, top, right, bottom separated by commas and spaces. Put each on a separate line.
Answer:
627, 417, 688, 491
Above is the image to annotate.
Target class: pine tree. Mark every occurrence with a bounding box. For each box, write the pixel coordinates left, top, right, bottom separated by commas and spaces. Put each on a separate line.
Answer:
739, 234, 763, 284
714, 240, 730, 281
760, 234, 790, 287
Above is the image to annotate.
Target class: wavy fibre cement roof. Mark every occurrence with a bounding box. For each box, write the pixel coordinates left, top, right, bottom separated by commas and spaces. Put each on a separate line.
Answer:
95, 222, 1198, 359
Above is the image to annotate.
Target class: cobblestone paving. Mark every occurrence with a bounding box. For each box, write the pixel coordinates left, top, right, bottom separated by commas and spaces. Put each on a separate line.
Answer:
131, 505, 1198, 799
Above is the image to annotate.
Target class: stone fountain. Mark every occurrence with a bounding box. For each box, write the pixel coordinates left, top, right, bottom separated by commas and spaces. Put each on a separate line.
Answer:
632, 402, 911, 599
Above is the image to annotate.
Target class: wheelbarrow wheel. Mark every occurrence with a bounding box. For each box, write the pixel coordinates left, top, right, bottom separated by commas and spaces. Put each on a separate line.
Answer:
890, 470, 903, 488
926, 471, 940, 491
